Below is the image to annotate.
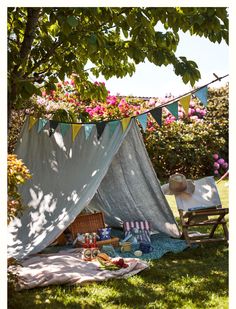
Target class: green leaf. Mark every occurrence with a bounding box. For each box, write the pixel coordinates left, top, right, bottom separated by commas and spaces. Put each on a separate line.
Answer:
67, 16, 78, 28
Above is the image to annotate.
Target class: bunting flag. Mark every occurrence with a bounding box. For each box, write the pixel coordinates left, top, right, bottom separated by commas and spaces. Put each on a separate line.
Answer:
150, 107, 162, 127
108, 120, 120, 137
72, 124, 82, 142
37, 118, 48, 133
28, 116, 37, 130
59, 123, 70, 137
49, 120, 59, 137
195, 86, 208, 106
96, 122, 106, 140
166, 101, 178, 119
137, 113, 148, 131
121, 117, 131, 132
179, 95, 191, 115
84, 124, 94, 140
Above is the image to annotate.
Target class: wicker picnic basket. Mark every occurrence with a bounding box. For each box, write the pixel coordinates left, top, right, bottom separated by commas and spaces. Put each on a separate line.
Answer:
69, 212, 119, 248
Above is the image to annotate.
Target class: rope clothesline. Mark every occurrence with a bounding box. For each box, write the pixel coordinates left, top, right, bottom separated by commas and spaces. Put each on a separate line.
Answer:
140, 73, 229, 115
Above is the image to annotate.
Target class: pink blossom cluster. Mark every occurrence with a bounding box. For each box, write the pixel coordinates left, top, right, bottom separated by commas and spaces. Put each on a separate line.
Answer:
213, 153, 228, 175
85, 105, 106, 117
35, 79, 209, 128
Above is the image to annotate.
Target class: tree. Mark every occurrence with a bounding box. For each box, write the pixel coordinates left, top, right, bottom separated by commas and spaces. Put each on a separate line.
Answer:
8, 7, 228, 115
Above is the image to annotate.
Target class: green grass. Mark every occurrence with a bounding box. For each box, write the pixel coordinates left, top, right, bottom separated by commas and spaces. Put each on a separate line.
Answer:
8, 180, 229, 309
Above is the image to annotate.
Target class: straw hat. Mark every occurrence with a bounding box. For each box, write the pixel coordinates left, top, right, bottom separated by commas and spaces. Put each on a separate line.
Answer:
162, 173, 195, 195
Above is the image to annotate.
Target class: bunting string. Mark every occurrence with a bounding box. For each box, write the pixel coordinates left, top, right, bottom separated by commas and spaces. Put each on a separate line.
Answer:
27, 73, 228, 141
140, 73, 229, 115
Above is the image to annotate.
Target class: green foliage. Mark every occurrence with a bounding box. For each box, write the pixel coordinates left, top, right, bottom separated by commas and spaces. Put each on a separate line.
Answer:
8, 7, 228, 111
145, 121, 225, 180
204, 85, 228, 160
8, 154, 31, 223
144, 86, 229, 180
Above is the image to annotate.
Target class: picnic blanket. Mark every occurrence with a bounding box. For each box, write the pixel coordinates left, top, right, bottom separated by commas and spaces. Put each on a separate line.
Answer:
9, 249, 149, 290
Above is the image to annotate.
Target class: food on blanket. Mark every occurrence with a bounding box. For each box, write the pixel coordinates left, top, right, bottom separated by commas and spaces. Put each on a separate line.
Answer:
97, 259, 120, 271
112, 258, 129, 268
97, 257, 129, 270
97, 253, 111, 261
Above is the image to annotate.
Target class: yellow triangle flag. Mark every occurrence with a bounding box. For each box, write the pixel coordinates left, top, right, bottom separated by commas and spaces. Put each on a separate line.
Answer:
121, 117, 131, 132
29, 116, 37, 130
72, 124, 82, 142
179, 95, 191, 115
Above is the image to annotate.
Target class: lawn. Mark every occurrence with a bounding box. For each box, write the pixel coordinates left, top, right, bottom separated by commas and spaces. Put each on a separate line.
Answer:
8, 180, 229, 309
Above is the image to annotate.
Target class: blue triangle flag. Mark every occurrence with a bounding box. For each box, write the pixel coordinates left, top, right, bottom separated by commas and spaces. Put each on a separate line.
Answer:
108, 120, 120, 137
60, 123, 70, 137
137, 114, 148, 131
84, 124, 94, 140
150, 108, 162, 127
37, 118, 48, 133
166, 101, 178, 119
195, 86, 208, 106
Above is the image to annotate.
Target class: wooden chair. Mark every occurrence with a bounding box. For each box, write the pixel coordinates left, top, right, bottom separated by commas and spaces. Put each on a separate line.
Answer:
176, 176, 228, 246
165, 176, 229, 246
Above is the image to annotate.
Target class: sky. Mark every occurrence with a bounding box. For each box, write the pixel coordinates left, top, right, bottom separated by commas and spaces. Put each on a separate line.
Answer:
89, 29, 229, 98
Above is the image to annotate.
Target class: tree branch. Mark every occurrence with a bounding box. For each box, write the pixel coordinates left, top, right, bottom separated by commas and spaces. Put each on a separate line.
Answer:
19, 8, 41, 61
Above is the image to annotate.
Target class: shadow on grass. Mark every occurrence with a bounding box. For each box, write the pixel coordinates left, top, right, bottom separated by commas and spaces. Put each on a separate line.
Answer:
8, 243, 228, 309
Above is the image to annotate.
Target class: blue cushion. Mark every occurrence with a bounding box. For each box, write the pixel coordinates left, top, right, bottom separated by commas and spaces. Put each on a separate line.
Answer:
98, 227, 112, 240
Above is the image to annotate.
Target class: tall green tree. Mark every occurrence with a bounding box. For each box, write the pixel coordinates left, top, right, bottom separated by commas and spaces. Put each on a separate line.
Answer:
8, 7, 228, 115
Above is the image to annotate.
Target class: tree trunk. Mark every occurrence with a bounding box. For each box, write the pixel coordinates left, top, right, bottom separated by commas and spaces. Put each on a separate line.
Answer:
8, 8, 41, 128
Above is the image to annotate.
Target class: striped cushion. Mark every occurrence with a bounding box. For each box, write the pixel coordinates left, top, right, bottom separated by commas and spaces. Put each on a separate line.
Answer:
123, 221, 151, 244
123, 221, 150, 232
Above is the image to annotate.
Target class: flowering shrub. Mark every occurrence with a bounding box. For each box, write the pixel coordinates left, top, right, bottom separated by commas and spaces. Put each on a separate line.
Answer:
144, 120, 226, 180
8, 80, 228, 181
213, 154, 228, 176
8, 154, 31, 223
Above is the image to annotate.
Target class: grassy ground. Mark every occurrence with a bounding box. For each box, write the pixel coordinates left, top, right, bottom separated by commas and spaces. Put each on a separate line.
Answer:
8, 180, 229, 309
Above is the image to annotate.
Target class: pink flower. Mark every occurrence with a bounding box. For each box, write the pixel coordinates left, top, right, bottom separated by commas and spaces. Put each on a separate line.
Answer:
213, 154, 219, 160
214, 170, 219, 175
149, 99, 156, 106
107, 95, 117, 106
178, 111, 184, 118
200, 109, 206, 116
190, 116, 198, 121
42, 91, 47, 97
214, 162, 220, 169
189, 101, 195, 108
217, 158, 225, 165
222, 162, 228, 169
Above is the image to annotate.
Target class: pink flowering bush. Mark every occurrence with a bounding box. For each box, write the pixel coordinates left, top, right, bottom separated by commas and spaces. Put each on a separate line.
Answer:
8, 80, 228, 180
213, 154, 228, 176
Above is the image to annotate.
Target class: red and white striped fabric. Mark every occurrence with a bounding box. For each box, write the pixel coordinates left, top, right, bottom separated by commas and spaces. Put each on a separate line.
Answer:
123, 221, 151, 244
123, 221, 150, 232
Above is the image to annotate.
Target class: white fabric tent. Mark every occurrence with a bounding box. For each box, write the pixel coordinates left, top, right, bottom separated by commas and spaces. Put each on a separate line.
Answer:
8, 116, 180, 260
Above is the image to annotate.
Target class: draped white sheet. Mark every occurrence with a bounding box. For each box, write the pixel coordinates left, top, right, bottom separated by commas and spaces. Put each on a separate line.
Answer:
8, 117, 180, 260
